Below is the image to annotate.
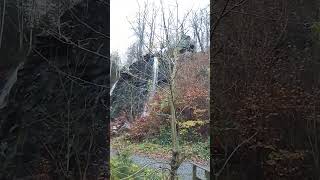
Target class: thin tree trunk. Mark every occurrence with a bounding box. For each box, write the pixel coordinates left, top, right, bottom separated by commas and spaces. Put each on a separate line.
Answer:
18, 0, 24, 51
148, 7, 156, 53
169, 93, 179, 180
129, 86, 134, 122
28, 28, 32, 55
195, 25, 204, 52
0, 0, 6, 48
28, 0, 34, 55
169, 54, 179, 180
20, 21, 23, 50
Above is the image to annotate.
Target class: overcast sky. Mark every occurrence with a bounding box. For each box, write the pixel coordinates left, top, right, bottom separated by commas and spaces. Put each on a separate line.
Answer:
111, 0, 209, 65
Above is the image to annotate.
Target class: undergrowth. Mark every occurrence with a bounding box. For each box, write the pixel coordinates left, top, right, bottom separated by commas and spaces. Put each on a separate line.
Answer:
111, 135, 210, 162
110, 149, 167, 180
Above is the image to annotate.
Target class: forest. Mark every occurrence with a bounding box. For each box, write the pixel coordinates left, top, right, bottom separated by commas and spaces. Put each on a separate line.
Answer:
0, 0, 319, 179
211, 0, 320, 180
110, 0, 209, 179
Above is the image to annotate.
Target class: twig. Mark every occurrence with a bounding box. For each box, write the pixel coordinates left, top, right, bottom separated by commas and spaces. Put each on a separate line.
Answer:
68, 9, 109, 38
33, 48, 108, 88
119, 161, 169, 180
215, 131, 258, 177
211, 0, 247, 40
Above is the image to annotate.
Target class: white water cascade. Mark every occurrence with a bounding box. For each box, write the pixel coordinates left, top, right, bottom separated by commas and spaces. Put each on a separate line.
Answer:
110, 80, 118, 96
0, 62, 24, 109
141, 57, 159, 117
149, 56, 159, 99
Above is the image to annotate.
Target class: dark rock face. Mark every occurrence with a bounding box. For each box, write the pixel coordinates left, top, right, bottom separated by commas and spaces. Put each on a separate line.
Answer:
178, 34, 196, 54
111, 56, 168, 120
0, 0, 108, 179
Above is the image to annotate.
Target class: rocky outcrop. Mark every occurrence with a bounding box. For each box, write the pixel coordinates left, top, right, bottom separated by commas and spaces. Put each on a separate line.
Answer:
111, 55, 168, 120
177, 34, 196, 53
0, 0, 108, 179
110, 37, 196, 121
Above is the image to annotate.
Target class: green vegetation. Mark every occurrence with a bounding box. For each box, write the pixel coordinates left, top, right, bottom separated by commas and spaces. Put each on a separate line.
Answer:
110, 150, 167, 180
311, 22, 320, 39
112, 135, 210, 162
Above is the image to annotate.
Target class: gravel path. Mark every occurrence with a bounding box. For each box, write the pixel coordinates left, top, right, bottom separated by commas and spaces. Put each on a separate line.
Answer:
111, 149, 210, 179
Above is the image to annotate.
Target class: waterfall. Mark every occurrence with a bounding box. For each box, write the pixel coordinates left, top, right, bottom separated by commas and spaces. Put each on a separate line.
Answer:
110, 80, 118, 96
149, 57, 159, 99
0, 62, 24, 109
142, 57, 159, 117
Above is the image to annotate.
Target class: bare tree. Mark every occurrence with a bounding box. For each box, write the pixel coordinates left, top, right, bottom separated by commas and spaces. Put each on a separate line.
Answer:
27, 0, 36, 54
17, 0, 23, 50
202, 7, 209, 51
126, 42, 139, 65
194, 12, 204, 52
146, 2, 157, 53
191, 6, 209, 52
159, 1, 192, 179
128, 0, 148, 60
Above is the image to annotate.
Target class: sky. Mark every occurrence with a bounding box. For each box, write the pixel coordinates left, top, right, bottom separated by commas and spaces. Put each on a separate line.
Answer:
110, 0, 209, 65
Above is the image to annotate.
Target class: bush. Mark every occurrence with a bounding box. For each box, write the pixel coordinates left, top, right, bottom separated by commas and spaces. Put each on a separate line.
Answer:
178, 120, 208, 142
128, 114, 162, 142
190, 140, 210, 161
149, 126, 172, 146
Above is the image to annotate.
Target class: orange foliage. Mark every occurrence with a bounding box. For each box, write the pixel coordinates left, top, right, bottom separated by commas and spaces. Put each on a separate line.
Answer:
128, 53, 210, 141
128, 113, 164, 142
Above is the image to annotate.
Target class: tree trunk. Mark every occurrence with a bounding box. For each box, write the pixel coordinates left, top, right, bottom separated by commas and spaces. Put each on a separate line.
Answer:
28, 28, 33, 55
0, 0, 6, 48
169, 54, 179, 180
18, 0, 24, 51
195, 27, 204, 52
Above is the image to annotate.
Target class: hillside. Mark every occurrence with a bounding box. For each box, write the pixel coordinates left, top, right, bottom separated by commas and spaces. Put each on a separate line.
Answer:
111, 52, 210, 171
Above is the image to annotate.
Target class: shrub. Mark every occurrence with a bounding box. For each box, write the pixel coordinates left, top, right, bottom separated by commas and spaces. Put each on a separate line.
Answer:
190, 140, 210, 161
128, 113, 163, 142
149, 126, 172, 146
178, 120, 208, 142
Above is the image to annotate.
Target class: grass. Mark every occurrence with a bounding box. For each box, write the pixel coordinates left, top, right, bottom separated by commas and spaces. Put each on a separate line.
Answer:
111, 136, 171, 155
111, 135, 210, 163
